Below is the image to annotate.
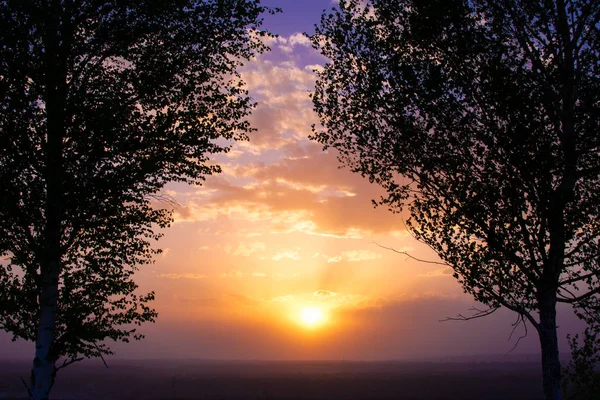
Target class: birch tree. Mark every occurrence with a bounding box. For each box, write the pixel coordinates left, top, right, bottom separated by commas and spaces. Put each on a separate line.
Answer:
0, 1, 274, 399
310, 1, 600, 399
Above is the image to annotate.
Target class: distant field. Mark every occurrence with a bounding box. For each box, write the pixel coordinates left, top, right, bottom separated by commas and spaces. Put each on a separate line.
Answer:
0, 360, 544, 400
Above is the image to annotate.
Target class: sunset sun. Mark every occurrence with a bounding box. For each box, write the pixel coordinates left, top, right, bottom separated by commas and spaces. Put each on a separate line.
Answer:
299, 307, 326, 328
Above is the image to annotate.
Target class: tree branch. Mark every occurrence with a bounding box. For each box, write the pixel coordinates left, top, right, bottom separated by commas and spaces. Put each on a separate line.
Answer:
56, 356, 84, 372
490, 290, 540, 331
440, 306, 499, 322
557, 285, 600, 304
373, 242, 448, 266
20, 376, 31, 397
559, 269, 600, 286
505, 313, 529, 356
93, 342, 109, 369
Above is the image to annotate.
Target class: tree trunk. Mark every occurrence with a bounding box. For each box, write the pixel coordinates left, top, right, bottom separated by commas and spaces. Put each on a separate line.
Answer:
30, 259, 60, 400
30, 2, 65, 398
538, 289, 562, 400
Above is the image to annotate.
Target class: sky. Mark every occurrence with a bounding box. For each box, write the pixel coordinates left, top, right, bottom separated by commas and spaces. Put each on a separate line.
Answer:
1, 0, 585, 362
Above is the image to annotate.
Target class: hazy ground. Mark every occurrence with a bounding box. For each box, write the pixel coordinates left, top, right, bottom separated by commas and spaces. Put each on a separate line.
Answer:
0, 359, 544, 400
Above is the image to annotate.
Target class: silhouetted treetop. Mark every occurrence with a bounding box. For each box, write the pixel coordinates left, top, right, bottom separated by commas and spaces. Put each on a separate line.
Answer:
0, 1, 276, 399
311, 1, 599, 399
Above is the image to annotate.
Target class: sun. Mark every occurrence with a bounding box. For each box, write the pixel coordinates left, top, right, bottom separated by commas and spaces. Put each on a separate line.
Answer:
299, 307, 326, 328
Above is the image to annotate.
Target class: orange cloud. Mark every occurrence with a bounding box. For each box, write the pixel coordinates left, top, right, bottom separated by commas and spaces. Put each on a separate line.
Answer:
419, 267, 455, 277
272, 294, 294, 302
220, 270, 244, 279
314, 290, 337, 298
232, 241, 266, 257
157, 273, 207, 280
177, 149, 409, 238
271, 249, 301, 261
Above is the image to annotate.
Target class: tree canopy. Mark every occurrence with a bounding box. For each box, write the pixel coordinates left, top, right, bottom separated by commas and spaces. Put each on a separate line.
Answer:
0, 0, 274, 398
311, 1, 600, 399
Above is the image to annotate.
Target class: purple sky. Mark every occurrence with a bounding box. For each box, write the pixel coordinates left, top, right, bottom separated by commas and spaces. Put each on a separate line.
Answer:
261, 0, 332, 36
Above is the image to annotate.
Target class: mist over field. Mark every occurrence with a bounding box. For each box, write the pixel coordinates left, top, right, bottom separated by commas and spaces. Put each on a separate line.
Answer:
0, 359, 544, 400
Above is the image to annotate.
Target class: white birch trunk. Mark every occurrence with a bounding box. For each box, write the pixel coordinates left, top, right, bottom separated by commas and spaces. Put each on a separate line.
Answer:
30, 262, 60, 400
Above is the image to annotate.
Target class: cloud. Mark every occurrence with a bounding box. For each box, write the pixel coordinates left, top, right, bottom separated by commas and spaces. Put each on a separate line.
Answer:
304, 64, 324, 73
232, 241, 266, 257
274, 273, 301, 279
419, 267, 454, 277
333, 293, 383, 309
295, 290, 382, 310
323, 250, 381, 263
272, 249, 301, 261
195, 155, 405, 238
157, 273, 206, 280
314, 290, 337, 298
415, 291, 459, 300
342, 250, 381, 262
288, 32, 311, 47
165, 152, 406, 238
273, 32, 312, 54
272, 294, 294, 302
220, 270, 244, 279
229, 294, 259, 306
218, 270, 269, 279
278, 44, 294, 54
239, 56, 317, 150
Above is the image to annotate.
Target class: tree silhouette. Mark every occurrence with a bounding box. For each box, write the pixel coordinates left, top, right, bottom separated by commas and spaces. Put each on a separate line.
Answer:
0, 1, 275, 399
563, 308, 600, 399
310, 1, 600, 399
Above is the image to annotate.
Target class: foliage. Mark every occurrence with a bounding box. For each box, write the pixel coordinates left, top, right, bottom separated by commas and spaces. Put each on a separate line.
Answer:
311, 0, 600, 399
563, 309, 600, 399
0, 0, 274, 372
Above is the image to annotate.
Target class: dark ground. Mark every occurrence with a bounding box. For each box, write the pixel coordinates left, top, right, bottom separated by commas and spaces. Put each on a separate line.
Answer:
0, 360, 544, 400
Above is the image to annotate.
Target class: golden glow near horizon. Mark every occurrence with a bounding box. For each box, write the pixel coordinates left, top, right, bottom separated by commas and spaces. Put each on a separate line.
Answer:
299, 307, 326, 328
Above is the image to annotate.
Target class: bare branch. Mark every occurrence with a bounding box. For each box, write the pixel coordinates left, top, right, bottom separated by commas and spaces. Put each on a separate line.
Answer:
93, 342, 109, 369
488, 292, 541, 332
557, 285, 600, 304
148, 192, 184, 213
99, 353, 109, 369
373, 242, 449, 266
56, 357, 84, 372
505, 314, 529, 356
557, 285, 579, 301
559, 270, 600, 286
440, 306, 499, 322
20, 376, 31, 397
